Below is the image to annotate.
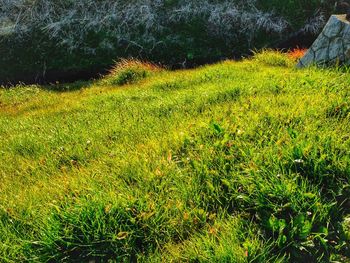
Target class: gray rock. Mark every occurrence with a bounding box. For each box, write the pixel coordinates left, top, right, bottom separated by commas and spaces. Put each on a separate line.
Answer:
312, 36, 330, 51
315, 47, 329, 62
298, 15, 350, 67
323, 15, 343, 38
303, 49, 315, 61
329, 37, 344, 60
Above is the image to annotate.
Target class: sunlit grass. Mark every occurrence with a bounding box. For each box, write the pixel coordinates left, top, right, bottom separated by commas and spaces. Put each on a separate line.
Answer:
0, 51, 349, 262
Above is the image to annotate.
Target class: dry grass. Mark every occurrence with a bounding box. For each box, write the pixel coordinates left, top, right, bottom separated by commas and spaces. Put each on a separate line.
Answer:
104, 59, 163, 86
287, 48, 308, 61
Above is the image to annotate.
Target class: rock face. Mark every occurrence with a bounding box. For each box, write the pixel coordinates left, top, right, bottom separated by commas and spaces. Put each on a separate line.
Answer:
298, 15, 350, 67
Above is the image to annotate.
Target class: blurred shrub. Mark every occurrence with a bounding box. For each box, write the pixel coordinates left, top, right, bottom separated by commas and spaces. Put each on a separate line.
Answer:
0, 0, 337, 83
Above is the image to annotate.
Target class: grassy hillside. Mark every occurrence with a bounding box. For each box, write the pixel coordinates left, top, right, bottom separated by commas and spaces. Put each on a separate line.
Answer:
0, 51, 349, 262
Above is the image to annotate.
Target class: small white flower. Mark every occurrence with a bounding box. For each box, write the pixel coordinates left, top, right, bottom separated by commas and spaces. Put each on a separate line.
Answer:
294, 159, 304, 164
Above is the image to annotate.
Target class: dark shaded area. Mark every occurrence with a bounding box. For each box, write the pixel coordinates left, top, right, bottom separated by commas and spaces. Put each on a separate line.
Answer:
338, 1, 350, 20
275, 31, 318, 50
0, 67, 106, 86
0, 33, 311, 88
0, 27, 320, 87
1, 31, 316, 87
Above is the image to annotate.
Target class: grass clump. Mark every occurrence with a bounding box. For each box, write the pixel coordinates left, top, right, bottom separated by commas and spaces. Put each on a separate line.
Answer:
103, 59, 161, 86
0, 51, 349, 262
253, 49, 294, 67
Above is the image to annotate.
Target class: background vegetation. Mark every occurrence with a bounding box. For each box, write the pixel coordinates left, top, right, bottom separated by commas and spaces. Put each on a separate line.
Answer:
0, 51, 349, 262
0, 0, 338, 83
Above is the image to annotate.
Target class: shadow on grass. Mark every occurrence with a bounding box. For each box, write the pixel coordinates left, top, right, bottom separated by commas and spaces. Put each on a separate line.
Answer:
0, 66, 109, 92
40, 79, 96, 92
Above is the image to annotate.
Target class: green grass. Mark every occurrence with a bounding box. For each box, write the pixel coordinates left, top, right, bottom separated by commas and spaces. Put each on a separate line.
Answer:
0, 52, 349, 262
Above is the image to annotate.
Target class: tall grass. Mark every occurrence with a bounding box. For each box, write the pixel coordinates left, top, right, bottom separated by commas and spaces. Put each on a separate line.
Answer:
103, 59, 162, 86
0, 51, 349, 262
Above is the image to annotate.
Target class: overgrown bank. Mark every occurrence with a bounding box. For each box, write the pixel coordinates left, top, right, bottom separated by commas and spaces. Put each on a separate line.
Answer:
0, 52, 349, 262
